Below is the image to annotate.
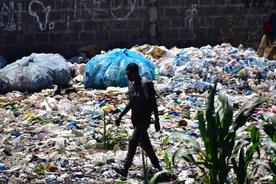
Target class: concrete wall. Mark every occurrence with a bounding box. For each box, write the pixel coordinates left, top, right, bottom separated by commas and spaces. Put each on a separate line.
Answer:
0, 0, 275, 63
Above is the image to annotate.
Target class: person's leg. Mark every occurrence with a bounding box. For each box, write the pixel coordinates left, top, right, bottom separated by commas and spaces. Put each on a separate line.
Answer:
114, 124, 148, 177
124, 127, 141, 169
140, 132, 162, 170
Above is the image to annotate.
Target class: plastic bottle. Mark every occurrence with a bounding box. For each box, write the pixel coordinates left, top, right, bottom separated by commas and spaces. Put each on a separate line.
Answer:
34, 164, 44, 174
13, 136, 24, 151
153, 68, 159, 79
0, 164, 6, 171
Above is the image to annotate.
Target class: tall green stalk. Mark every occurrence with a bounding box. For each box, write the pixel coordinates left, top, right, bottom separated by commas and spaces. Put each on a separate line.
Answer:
142, 150, 149, 184
171, 84, 267, 183
103, 111, 107, 149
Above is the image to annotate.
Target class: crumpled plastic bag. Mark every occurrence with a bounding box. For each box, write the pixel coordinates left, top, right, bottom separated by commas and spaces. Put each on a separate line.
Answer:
0, 55, 7, 69
83, 48, 155, 89
0, 53, 71, 93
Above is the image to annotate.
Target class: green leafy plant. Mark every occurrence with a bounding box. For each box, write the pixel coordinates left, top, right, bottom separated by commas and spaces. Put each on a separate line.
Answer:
101, 126, 128, 150
142, 150, 149, 184
148, 136, 179, 184
100, 111, 129, 150
162, 136, 171, 170
171, 84, 267, 183
114, 179, 140, 184
231, 126, 261, 183
103, 111, 107, 149
256, 112, 276, 176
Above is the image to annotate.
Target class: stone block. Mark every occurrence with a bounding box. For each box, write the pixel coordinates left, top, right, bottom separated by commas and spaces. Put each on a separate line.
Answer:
127, 20, 142, 29
165, 8, 180, 17
98, 31, 110, 41
35, 33, 48, 43
4, 34, 17, 44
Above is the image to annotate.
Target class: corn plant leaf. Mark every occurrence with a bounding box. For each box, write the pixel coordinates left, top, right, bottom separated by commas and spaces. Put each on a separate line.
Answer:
260, 112, 276, 141
172, 147, 196, 165
245, 142, 261, 162
230, 139, 249, 160
172, 147, 211, 175
247, 127, 260, 143
123, 179, 140, 184
163, 136, 169, 148
149, 170, 178, 184
206, 84, 215, 115
205, 84, 216, 135
163, 153, 170, 170
221, 131, 237, 159
234, 97, 267, 131
237, 147, 246, 184
205, 84, 219, 165
262, 139, 276, 153
247, 126, 261, 157
170, 132, 201, 151
198, 110, 206, 141
261, 123, 276, 142
253, 160, 276, 175
217, 89, 233, 131
262, 112, 276, 128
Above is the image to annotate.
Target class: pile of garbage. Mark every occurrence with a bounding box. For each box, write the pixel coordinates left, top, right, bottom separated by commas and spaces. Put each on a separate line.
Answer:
0, 43, 275, 183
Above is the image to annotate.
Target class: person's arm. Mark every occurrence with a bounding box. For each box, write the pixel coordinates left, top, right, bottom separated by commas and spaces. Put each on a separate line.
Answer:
148, 82, 160, 131
115, 101, 131, 126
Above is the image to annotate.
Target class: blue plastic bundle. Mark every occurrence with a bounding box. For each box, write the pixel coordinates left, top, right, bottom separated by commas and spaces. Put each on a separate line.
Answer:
0, 53, 71, 93
0, 55, 7, 69
83, 48, 155, 89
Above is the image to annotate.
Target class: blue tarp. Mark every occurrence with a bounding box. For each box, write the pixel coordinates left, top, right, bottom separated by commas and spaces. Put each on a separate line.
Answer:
83, 48, 155, 89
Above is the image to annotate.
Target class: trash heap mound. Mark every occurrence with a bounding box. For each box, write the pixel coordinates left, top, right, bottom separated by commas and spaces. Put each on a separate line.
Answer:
83, 48, 155, 89
0, 43, 275, 183
0, 53, 71, 93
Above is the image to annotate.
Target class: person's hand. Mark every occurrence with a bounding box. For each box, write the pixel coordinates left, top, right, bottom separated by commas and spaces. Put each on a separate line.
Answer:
115, 116, 122, 126
154, 119, 160, 132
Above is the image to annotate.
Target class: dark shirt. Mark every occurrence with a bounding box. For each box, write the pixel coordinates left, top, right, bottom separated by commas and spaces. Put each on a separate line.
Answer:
269, 14, 276, 39
128, 80, 154, 124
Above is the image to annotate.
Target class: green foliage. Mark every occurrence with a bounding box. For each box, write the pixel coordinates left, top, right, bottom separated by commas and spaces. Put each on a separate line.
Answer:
142, 150, 149, 184
101, 112, 129, 150
257, 112, 276, 175
56, 148, 66, 154
231, 127, 261, 184
163, 153, 170, 170
100, 126, 129, 150
260, 112, 276, 142
114, 180, 140, 184
171, 84, 268, 184
149, 170, 178, 184
163, 136, 169, 148
84, 144, 93, 149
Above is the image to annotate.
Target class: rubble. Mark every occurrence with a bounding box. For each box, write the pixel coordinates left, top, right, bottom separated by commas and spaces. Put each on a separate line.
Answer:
0, 43, 275, 183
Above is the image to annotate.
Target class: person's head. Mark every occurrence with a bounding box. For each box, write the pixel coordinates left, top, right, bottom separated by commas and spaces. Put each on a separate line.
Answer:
124, 62, 140, 81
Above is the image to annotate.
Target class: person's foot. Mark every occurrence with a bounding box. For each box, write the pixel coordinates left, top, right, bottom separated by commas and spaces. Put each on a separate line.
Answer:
154, 166, 163, 172
154, 165, 163, 172
112, 167, 128, 177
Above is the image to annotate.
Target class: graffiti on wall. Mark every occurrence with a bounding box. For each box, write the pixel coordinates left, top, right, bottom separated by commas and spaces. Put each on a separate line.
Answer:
0, 2, 22, 31
244, 0, 275, 9
185, 4, 198, 39
57, 0, 144, 31
110, 0, 140, 20
29, 0, 55, 31
0, 0, 144, 32
68, 0, 144, 20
